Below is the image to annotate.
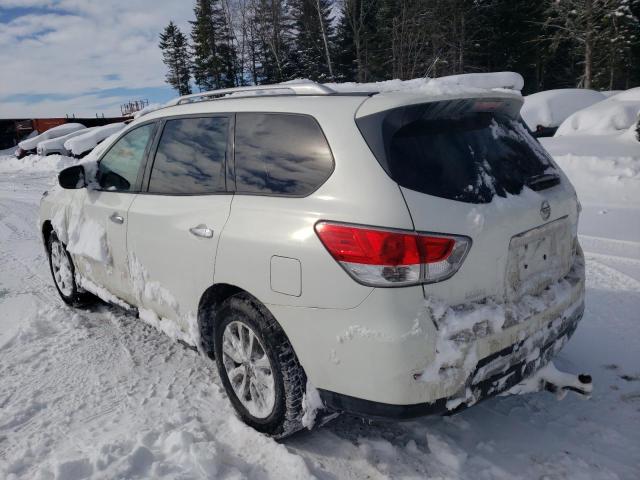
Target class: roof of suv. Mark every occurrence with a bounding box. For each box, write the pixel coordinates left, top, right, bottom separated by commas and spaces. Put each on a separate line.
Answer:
134, 81, 524, 126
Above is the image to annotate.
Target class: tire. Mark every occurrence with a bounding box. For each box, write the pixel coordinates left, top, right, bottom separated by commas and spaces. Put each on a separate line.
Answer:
213, 293, 306, 438
47, 231, 92, 307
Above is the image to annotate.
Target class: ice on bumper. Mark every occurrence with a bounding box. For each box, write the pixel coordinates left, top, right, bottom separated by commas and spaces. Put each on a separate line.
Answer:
417, 248, 585, 410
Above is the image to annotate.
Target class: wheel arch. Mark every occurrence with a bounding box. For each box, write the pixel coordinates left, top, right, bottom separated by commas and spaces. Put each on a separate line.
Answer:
196, 283, 302, 365
42, 220, 54, 249
197, 283, 246, 358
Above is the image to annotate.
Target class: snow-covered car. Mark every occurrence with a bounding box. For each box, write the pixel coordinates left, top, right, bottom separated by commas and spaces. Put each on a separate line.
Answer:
36, 126, 99, 156
555, 87, 640, 137
521, 89, 606, 137
64, 122, 126, 157
39, 81, 587, 438
16, 123, 86, 158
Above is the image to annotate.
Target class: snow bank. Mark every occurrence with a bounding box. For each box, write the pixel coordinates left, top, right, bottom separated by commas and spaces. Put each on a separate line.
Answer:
541, 130, 640, 207
521, 89, 606, 130
0, 153, 76, 173
555, 87, 640, 136
64, 122, 126, 156
18, 123, 85, 151
552, 153, 640, 207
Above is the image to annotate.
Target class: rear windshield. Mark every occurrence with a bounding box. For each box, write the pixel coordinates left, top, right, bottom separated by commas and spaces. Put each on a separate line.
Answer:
357, 100, 558, 203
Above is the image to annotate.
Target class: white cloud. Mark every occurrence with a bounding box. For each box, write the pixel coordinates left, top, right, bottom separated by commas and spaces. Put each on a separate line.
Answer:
0, 0, 193, 117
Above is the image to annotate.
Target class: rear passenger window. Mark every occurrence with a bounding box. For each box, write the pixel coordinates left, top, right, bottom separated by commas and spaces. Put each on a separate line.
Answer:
148, 116, 229, 194
234, 113, 333, 196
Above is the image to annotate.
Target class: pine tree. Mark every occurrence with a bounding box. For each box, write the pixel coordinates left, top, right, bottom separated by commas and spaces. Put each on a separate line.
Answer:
334, 4, 358, 81
251, 0, 296, 83
467, 0, 548, 94
336, 0, 378, 82
599, 0, 640, 89
190, 0, 237, 91
215, 0, 239, 87
159, 21, 192, 95
290, 0, 335, 81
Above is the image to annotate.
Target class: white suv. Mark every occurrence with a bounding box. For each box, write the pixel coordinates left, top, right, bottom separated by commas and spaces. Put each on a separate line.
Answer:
40, 82, 585, 438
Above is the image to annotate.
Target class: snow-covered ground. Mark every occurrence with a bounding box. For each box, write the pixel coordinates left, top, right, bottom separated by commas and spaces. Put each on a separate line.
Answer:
1, 146, 639, 479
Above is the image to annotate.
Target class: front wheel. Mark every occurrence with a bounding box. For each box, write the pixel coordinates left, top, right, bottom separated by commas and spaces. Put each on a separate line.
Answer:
213, 293, 307, 438
47, 231, 92, 307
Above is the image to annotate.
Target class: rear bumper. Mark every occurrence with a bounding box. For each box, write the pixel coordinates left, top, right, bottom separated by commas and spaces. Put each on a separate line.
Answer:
319, 302, 584, 419
270, 248, 585, 408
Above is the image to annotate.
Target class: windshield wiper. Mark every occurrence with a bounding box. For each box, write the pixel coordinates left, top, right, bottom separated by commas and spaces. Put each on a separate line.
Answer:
526, 172, 560, 191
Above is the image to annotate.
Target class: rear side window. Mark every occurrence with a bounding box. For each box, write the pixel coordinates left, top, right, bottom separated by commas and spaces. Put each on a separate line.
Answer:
148, 116, 229, 194
234, 113, 333, 196
357, 100, 558, 204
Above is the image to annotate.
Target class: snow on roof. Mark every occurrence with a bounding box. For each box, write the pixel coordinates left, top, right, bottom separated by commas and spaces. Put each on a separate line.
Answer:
161, 72, 524, 112
322, 72, 524, 94
19, 123, 86, 150
555, 87, 640, 136
521, 89, 606, 130
64, 122, 126, 156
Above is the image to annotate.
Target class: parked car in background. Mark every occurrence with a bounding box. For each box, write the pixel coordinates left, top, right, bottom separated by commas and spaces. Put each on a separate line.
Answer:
37, 127, 99, 156
64, 122, 126, 157
540, 89, 640, 160
15, 123, 85, 158
521, 89, 606, 137
40, 81, 586, 438
555, 87, 640, 137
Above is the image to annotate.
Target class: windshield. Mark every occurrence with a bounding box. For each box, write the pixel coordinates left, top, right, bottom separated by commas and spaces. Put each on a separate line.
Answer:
357, 100, 558, 204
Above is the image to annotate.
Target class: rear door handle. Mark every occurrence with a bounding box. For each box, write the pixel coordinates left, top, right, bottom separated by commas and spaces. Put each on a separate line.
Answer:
110, 212, 124, 224
189, 224, 214, 238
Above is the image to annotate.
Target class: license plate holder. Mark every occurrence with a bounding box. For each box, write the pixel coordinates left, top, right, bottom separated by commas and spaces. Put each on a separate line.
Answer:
506, 217, 572, 300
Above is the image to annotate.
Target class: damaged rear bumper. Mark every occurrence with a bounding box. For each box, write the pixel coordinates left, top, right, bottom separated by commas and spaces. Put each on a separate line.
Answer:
319, 298, 585, 420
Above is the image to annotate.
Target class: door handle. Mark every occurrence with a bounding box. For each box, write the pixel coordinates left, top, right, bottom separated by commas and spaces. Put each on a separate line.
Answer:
189, 224, 214, 238
110, 212, 124, 224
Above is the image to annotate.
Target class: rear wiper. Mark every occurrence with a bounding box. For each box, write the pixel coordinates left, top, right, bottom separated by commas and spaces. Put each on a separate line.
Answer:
526, 172, 560, 191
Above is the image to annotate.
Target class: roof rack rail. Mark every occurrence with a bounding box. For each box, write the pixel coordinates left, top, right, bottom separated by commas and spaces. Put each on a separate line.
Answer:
167, 82, 336, 106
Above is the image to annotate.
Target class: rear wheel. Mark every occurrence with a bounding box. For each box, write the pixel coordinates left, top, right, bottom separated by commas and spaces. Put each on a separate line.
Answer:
213, 293, 306, 438
47, 232, 92, 307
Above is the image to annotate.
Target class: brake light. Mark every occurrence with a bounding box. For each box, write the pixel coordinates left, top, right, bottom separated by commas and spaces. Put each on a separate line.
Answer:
315, 222, 470, 286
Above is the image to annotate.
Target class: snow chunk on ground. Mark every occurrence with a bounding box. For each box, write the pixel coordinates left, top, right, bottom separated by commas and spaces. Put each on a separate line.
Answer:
507, 361, 592, 399
18, 123, 85, 151
65, 122, 126, 156
521, 89, 606, 130
555, 87, 640, 136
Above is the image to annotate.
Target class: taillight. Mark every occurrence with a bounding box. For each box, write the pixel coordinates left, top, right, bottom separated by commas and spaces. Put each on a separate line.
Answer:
315, 222, 470, 287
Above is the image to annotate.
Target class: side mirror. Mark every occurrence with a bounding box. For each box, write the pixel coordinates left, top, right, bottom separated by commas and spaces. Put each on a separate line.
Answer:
58, 165, 86, 189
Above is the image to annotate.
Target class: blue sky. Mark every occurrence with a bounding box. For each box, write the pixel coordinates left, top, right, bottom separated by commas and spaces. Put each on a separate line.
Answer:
0, 1, 193, 118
